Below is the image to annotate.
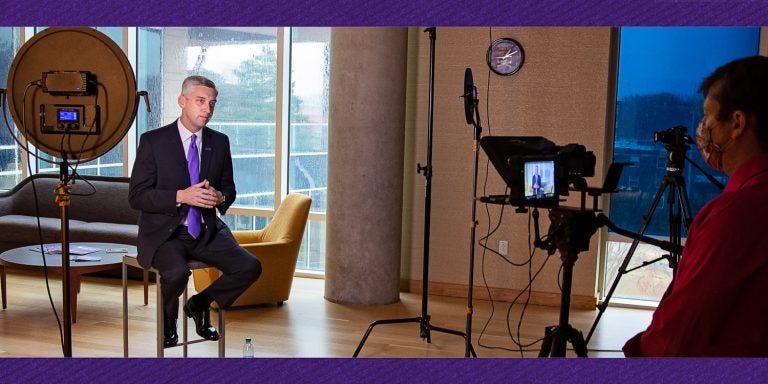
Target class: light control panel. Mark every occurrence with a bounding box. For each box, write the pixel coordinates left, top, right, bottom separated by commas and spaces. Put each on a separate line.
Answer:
40, 104, 99, 134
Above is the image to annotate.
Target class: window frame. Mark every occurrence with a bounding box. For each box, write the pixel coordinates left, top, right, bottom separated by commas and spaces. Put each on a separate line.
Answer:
1, 26, 329, 276
597, 27, 766, 308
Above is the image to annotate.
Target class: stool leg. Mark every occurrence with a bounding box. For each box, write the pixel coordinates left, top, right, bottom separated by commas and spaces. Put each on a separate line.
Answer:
218, 309, 225, 357
122, 262, 128, 357
182, 286, 188, 358
143, 270, 149, 306
1, 265, 6, 310
156, 273, 164, 358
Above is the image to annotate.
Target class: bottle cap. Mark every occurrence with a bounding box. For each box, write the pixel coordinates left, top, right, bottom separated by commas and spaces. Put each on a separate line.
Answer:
245, 337, 252, 342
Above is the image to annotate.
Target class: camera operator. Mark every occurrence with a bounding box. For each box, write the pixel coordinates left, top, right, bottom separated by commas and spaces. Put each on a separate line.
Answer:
623, 56, 768, 357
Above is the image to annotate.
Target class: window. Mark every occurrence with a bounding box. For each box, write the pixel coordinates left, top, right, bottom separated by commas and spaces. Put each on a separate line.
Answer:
67, 27, 126, 178
20, 28, 127, 178
0, 27, 21, 188
288, 28, 330, 272
1, 27, 330, 274
603, 27, 760, 303
134, 27, 329, 273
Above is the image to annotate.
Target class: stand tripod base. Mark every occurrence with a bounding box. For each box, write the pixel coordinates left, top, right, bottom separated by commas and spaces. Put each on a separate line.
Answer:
538, 325, 588, 357
352, 316, 477, 357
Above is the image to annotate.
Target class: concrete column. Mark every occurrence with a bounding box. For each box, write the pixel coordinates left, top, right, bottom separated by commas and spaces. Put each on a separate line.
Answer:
324, 28, 408, 305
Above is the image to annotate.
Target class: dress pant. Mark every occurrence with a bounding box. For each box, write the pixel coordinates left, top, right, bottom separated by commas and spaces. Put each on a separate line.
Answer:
152, 225, 262, 319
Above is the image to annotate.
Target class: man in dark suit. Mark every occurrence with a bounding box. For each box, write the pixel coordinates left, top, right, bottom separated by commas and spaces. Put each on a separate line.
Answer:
129, 75, 262, 348
531, 165, 542, 196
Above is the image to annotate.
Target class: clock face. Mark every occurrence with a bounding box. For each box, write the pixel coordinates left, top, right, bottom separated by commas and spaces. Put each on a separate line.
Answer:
487, 38, 524, 76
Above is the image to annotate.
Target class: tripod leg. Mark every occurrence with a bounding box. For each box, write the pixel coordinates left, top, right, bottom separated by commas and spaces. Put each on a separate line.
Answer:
352, 316, 422, 357
429, 323, 478, 357
420, 315, 431, 342
539, 325, 588, 357
352, 320, 380, 357
586, 178, 670, 343
569, 327, 588, 357
668, 180, 695, 274
676, 179, 695, 231
667, 181, 682, 272
538, 326, 554, 357
539, 326, 570, 357
551, 326, 568, 357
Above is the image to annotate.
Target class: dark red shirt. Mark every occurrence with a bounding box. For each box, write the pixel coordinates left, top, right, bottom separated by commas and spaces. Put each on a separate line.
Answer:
624, 152, 768, 357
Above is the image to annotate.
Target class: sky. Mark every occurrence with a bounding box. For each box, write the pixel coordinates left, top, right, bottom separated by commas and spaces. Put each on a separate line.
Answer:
617, 27, 760, 99
187, 42, 326, 99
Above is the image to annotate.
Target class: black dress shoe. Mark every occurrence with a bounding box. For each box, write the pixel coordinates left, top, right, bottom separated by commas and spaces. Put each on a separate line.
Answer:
183, 299, 220, 341
164, 317, 178, 348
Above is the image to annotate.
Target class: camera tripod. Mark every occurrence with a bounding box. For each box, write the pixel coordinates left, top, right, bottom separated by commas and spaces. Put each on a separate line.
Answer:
585, 147, 694, 344
536, 208, 600, 357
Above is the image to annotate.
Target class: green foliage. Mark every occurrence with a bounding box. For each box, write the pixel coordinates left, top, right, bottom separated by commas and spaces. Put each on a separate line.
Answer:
190, 45, 308, 124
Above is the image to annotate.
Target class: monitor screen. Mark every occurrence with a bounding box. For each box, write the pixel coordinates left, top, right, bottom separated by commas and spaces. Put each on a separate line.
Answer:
58, 109, 79, 122
524, 159, 556, 200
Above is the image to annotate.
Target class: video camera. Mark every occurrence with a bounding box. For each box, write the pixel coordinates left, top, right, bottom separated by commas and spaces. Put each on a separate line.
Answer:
480, 136, 596, 209
653, 125, 693, 170
653, 125, 693, 148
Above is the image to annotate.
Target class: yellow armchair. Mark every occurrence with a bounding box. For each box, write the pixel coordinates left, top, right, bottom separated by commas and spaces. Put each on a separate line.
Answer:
193, 193, 312, 308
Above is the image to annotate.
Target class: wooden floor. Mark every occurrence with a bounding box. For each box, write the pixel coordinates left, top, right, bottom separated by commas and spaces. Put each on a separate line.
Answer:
0, 269, 652, 358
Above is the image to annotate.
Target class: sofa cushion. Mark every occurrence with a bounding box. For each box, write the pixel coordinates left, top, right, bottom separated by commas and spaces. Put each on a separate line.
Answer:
0, 175, 145, 281
68, 222, 138, 245
0, 175, 138, 225
0, 214, 87, 248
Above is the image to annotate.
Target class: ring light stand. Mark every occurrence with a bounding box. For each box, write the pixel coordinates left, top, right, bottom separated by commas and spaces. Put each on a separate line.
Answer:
4, 27, 145, 357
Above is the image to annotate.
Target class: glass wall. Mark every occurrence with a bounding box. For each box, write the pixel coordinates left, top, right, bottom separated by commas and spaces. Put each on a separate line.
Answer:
1, 27, 330, 274
288, 28, 329, 272
603, 27, 760, 303
0, 28, 22, 188
134, 27, 329, 273
14, 27, 128, 178
59, 27, 126, 177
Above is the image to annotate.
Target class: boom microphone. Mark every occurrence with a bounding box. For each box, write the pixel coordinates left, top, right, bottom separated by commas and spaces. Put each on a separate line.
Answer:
463, 67, 477, 125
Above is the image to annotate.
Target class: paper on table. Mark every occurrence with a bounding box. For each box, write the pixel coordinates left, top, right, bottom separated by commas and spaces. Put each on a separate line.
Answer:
70, 255, 102, 262
29, 245, 101, 255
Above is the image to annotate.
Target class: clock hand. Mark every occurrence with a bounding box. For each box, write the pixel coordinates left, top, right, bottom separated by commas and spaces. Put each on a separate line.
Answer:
497, 50, 519, 60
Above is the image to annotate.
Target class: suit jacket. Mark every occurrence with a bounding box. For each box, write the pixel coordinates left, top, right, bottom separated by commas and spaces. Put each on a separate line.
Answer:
129, 120, 238, 269
532, 174, 542, 187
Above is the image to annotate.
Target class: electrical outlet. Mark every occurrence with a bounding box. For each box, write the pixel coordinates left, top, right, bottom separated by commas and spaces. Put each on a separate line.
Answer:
499, 240, 508, 256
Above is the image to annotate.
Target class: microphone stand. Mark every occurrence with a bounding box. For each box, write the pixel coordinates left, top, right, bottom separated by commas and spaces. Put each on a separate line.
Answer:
353, 27, 475, 358
463, 89, 482, 357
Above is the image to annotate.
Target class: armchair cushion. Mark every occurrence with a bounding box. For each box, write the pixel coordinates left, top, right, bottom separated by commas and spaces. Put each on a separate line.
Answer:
193, 193, 312, 308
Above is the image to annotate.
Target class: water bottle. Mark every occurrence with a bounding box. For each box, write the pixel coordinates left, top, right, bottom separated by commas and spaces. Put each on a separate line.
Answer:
243, 337, 254, 358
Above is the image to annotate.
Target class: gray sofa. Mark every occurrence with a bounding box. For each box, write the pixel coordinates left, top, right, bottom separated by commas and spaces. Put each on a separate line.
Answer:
0, 174, 138, 252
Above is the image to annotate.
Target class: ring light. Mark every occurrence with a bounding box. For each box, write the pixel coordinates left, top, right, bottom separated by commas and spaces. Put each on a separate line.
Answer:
2, 27, 144, 357
6, 27, 138, 162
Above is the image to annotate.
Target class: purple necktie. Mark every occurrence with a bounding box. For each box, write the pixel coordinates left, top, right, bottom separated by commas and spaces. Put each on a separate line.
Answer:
187, 134, 201, 238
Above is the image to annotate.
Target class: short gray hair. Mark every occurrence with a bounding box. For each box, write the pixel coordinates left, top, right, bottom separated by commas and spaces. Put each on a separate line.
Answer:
181, 75, 218, 96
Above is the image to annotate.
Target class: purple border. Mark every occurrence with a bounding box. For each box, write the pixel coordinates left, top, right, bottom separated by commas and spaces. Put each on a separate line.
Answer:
1, 0, 765, 382
2, 0, 768, 25
2, 358, 768, 381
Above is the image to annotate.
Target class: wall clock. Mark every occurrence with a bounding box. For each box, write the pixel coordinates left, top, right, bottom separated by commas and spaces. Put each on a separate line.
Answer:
487, 38, 524, 76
